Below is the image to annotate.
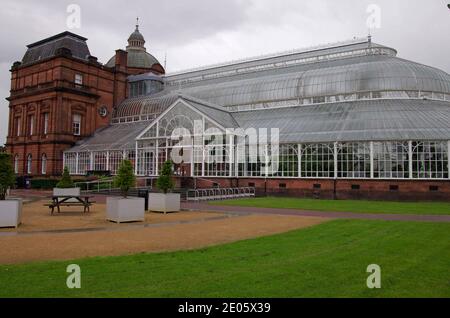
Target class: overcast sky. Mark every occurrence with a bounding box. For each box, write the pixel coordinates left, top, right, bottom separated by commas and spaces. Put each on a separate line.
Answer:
1, 0, 449, 144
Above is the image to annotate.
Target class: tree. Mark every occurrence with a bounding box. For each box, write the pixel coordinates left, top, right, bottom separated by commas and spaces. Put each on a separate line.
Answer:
0, 153, 16, 200
114, 160, 136, 198
56, 166, 75, 189
156, 160, 175, 194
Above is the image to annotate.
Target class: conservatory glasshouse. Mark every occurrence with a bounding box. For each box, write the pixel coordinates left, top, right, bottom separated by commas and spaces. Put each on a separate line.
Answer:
64, 37, 450, 186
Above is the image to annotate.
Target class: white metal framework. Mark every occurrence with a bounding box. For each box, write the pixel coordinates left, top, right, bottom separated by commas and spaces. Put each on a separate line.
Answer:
64, 140, 449, 180
64, 99, 450, 181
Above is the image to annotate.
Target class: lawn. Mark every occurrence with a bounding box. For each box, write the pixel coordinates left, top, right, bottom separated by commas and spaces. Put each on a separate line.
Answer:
0, 220, 449, 298
210, 197, 450, 215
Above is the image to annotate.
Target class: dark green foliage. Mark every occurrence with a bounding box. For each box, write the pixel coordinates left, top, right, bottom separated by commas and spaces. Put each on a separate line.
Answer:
30, 179, 59, 189
156, 160, 175, 194
30, 178, 87, 190
113, 160, 136, 198
0, 153, 16, 200
56, 167, 75, 189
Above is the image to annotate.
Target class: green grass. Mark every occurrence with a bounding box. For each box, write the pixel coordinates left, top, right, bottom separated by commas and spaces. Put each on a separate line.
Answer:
0, 220, 449, 298
210, 197, 450, 215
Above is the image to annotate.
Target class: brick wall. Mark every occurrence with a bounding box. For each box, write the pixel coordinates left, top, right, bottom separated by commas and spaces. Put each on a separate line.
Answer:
189, 177, 450, 201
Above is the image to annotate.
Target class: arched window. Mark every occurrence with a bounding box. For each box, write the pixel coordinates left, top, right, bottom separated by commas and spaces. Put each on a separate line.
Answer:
41, 154, 47, 175
27, 154, 32, 174
14, 155, 19, 174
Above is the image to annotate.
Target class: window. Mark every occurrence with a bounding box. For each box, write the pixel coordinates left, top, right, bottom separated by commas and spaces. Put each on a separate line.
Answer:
337, 143, 371, 178
75, 74, 83, 86
429, 185, 439, 192
301, 144, 334, 178
16, 117, 21, 136
63, 153, 77, 174
277, 145, 298, 177
27, 154, 32, 174
73, 114, 81, 136
373, 142, 409, 179
41, 154, 47, 175
412, 141, 448, 179
14, 155, 19, 174
93, 152, 108, 171
43, 113, 49, 135
98, 106, 108, 118
28, 115, 35, 135
389, 185, 399, 191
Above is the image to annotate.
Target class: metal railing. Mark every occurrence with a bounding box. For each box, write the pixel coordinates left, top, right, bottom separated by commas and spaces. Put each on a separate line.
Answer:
186, 187, 256, 202
75, 177, 156, 194
75, 178, 116, 193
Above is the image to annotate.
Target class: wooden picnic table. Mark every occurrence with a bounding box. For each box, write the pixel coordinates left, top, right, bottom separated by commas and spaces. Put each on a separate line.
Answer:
45, 195, 95, 215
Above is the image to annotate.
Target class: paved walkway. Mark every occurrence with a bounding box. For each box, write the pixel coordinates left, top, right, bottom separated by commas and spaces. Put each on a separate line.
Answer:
10, 190, 450, 223
182, 202, 450, 223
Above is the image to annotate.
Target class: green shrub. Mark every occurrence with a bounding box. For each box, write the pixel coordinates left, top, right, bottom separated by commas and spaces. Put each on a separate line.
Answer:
0, 153, 15, 200
156, 160, 175, 194
31, 179, 59, 189
113, 160, 136, 198
56, 167, 75, 189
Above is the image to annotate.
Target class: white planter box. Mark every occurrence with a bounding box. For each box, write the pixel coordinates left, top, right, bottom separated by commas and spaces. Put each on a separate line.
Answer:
0, 199, 23, 228
53, 188, 81, 202
53, 188, 81, 196
149, 193, 180, 213
106, 197, 145, 224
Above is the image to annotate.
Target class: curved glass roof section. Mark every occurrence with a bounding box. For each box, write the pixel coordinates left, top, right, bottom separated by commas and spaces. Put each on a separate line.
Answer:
112, 38, 450, 121
72, 98, 450, 152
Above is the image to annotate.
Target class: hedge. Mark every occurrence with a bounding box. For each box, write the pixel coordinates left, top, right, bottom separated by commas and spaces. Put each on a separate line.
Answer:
28, 178, 90, 189
30, 179, 59, 189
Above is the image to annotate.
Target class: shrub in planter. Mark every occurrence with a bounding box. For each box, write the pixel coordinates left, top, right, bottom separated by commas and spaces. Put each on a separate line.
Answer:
107, 160, 144, 223
54, 166, 80, 198
0, 153, 22, 228
150, 160, 180, 213
156, 160, 175, 194
56, 167, 75, 189
113, 160, 136, 198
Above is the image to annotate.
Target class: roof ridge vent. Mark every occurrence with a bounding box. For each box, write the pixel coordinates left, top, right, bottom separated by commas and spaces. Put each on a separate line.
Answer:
167, 37, 370, 76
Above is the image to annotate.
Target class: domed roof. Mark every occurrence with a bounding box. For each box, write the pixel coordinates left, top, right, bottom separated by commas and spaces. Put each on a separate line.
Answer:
106, 49, 161, 69
106, 21, 162, 70
128, 29, 145, 43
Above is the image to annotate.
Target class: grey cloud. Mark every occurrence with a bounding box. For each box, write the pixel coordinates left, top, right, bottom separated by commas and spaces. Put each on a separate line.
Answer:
1, 0, 449, 144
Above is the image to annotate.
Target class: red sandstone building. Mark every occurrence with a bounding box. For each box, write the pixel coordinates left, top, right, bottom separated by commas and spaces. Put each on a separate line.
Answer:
5, 24, 164, 176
